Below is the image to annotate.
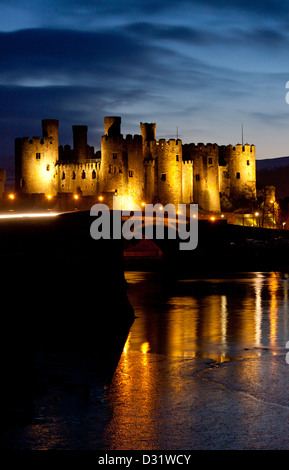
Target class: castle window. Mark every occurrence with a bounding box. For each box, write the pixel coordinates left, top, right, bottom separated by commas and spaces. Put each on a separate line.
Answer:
72, 171, 76, 179
236, 172, 240, 179
46, 165, 50, 171
62, 172, 65, 180
92, 170, 96, 179
176, 154, 179, 162
36, 153, 41, 160
161, 173, 166, 181
196, 174, 200, 181
247, 160, 250, 166
129, 170, 134, 177
119, 168, 122, 173
82, 170, 86, 179
114, 166, 117, 173
113, 153, 117, 159
108, 165, 112, 173
208, 158, 213, 164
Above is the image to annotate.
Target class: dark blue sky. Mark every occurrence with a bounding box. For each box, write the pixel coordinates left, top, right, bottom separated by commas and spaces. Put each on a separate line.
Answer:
1, 0, 289, 173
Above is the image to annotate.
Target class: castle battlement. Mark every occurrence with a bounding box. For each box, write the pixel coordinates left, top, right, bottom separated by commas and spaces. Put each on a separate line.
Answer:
56, 159, 100, 167
125, 134, 142, 142
184, 143, 218, 149
101, 134, 124, 142
144, 159, 155, 166
221, 144, 255, 152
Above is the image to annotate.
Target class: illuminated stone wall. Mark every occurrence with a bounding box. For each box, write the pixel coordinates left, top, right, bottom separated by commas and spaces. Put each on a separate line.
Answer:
99, 117, 145, 207
219, 144, 256, 200
183, 143, 221, 212
154, 139, 183, 206
182, 160, 193, 204
56, 161, 100, 196
15, 119, 59, 196
218, 165, 230, 198
126, 134, 145, 205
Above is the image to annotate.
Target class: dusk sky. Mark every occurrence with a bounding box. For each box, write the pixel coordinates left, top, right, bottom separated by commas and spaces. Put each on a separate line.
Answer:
1, 0, 289, 176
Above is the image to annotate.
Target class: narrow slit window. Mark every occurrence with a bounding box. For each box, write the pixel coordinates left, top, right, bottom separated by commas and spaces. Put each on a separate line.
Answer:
161, 173, 166, 181
236, 172, 240, 179
196, 174, 200, 181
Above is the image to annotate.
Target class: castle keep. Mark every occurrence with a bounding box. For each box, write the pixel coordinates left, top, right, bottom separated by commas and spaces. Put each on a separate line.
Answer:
15, 117, 256, 211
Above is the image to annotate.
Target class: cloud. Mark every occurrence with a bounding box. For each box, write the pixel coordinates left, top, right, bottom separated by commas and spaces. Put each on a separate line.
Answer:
0, 29, 149, 83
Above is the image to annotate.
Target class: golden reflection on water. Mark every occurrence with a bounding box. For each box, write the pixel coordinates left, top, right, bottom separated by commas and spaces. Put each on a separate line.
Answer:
104, 334, 160, 449
269, 272, 278, 351
122, 271, 289, 360
103, 271, 289, 449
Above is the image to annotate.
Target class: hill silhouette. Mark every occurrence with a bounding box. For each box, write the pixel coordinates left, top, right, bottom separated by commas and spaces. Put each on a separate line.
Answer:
256, 156, 289, 198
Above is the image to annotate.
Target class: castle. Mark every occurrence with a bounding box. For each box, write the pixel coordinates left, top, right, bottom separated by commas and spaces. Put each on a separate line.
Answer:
14, 116, 256, 212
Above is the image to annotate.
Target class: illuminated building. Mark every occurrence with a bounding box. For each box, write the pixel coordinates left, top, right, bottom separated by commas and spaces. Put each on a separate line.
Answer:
14, 117, 256, 211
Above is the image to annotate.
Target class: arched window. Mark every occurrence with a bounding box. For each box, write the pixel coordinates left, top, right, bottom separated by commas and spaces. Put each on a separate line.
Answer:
82, 170, 86, 179
92, 169, 96, 179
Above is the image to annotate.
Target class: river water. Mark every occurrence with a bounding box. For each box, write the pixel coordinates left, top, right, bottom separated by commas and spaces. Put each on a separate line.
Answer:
4, 270, 289, 450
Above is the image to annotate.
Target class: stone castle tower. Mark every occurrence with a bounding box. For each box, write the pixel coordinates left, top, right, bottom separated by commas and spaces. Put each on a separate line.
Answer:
14, 116, 257, 212
15, 119, 59, 195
